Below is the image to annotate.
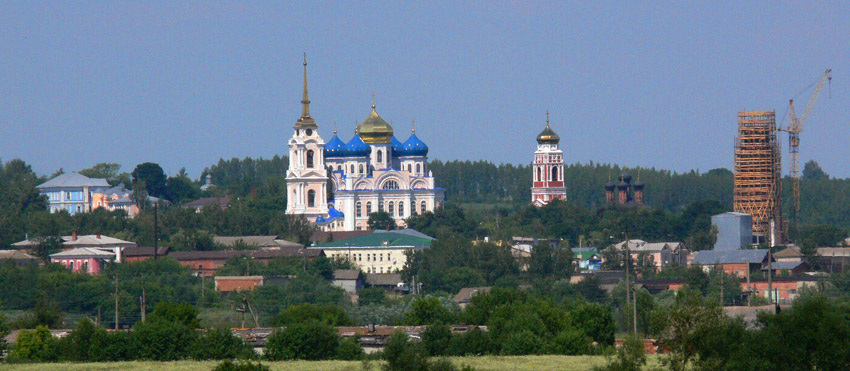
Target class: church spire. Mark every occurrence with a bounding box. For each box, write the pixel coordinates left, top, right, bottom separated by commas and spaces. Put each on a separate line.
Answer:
297, 53, 315, 126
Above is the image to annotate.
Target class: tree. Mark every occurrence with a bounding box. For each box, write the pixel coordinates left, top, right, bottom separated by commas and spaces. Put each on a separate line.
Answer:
193, 327, 254, 360
382, 330, 430, 371
404, 296, 456, 325
165, 172, 201, 204
273, 303, 352, 327
358, 286, 387, 306
132, 162, 167, 197
8, 325, 59, 362
368, 211, 395, 231
803, 160, 829, 180
79, 163, 123, 184
421, 322, 452, 356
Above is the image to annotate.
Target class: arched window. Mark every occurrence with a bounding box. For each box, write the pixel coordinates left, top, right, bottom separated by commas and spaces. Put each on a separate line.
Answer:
337, 165, 342, 171
398, 201, 404, 217
407, 164, 412, 172
382, 180, 399, 190
552, 167, 558, 181
366, 202, 372, 215
377, 150, 383, 163
83, 261, 88, 273
306, 150, 314, 168
69, 261, 74, 271
350, 164, 355, 174
356, 202, 362, 217
359, 164, 364, 174
388, 201, 394, 216
379, 201, 384, 211
307, 190, 316, 207
537, 167, 542, 181
416, 163, 421, 174
420, 200, 427, 214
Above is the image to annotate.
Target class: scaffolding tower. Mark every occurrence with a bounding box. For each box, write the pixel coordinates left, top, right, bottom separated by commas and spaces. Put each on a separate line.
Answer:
734, 111, 783, 244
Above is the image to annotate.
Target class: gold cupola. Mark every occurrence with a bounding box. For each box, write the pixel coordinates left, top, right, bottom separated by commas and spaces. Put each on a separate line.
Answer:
536, 111, 560, 145
356, 101, 394, 144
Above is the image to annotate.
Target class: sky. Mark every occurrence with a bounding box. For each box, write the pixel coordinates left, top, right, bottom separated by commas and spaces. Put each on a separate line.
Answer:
1, 1, 848, 179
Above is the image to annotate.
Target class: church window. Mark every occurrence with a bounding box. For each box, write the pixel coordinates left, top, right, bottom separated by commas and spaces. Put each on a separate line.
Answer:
416, 163, 421, 174
356, 202, 362, 217
359, 164, 364, 174
407, 164, 412, 172
552, 167, 558, 181
382, 180, 399, 190
379, 201, 384, 211
537, 167, 542, 181
307, 190, 316, 207
337, 165, 342, 171
306, 150, 314, 168
398, 201, 404, 217
350, 164, 355, 173
377, 150, 383, 163
420, 201, 427, 214
306, 129, 313, 136
388, 201, 394, 216
366, 202, 372, 215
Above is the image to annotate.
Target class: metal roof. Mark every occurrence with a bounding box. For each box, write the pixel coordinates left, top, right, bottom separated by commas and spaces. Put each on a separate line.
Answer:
50, 247, 115, 259
313, 231, 433, 248
692, 249, 768, 265
37, 173, 110, 189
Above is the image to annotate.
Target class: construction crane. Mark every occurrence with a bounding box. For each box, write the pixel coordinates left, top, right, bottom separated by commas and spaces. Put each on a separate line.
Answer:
781, 68, 832, 229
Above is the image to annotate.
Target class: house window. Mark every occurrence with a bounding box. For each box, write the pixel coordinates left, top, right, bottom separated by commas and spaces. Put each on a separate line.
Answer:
382, 180, 399, 190
388, 201, 394, 216
83, 261, 88, 273
380, 254, 383, 262
398, 201, 404, 217
366, 202, 372, 215
356, 202, 362, 217
307, 190, 316, 207
377, 150, 383, 163
380, 267, 384, 273
306, 150, 314, 168
420, 201, 427, 214
367, 254, 370, 262
69, 261, 74, 271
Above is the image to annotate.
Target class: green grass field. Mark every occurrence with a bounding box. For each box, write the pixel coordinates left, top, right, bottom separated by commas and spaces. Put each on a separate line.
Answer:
0, 355, 661, 371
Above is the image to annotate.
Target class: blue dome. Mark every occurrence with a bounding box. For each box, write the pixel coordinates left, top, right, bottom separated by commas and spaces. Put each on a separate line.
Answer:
345, 134, 371, 157
316, 216, 326, 223
398, 133, 429, 157
324, 134, 346, 158
328, 207, 344, 219
391, 136, 403, 156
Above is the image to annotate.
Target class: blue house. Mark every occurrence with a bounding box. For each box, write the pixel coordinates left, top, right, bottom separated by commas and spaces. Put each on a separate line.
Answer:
37, 173, 110, 215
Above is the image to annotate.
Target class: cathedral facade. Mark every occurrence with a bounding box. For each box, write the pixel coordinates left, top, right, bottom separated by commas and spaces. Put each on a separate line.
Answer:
531, 113, 567, 206
285, 58, 445, 231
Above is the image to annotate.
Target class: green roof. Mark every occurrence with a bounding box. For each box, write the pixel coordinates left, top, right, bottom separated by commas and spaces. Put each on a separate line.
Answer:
572, 248, 599, 260
313, 232, 433, 248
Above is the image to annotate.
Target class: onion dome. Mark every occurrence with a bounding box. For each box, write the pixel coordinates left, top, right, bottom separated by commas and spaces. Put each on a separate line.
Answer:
604, 180, 616, 191
357, 103, 394, 144
324, 129, 346, 158
391, 136, 403, 156
316, 216, 326, 223
633, 180, 645, 190
619, 171, 632, 184
536, 111, 560, 144
617, 180, 629, 190
398, 130, 429, 157
345, 134, 371, 157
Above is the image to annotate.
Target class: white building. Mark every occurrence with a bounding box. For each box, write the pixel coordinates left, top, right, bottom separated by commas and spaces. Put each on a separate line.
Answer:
285, 57, 445, 231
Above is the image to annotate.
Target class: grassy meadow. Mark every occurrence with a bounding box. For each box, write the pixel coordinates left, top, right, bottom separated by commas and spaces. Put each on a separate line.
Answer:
0, 355, 662, 371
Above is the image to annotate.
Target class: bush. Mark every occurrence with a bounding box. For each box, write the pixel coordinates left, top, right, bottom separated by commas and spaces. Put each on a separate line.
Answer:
213, 359, 270, 371
193, 327, 254, 360
265, 319, 338, 360
58, 318, 109, 361
382, 330, 429, 371
547, 328, 593, 355
273, 303, 352, 326
101, 330, 138, 361
448, 328, 492, 356
336, 336, 364, 360
594, 336, 646, 371
404, 296, 456, 325
133, 317, 198, 361
421, 323, 452, 356
500, 329, 542, 355
8, 325, 59, 362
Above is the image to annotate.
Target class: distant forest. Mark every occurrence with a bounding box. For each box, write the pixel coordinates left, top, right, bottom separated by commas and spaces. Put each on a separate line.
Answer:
198, 156, 849, 229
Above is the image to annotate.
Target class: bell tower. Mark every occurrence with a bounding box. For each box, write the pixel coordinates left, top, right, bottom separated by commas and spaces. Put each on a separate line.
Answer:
531, 111, 567, 206
286, 54, 329, 219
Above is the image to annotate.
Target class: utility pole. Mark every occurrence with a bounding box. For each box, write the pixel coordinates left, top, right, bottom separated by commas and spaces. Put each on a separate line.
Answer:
114, 275, 119, 330
154, 202, 158, 260
201, 275, 205, 310
745, 258, 751, 306
720, 266, 724, 306
633, 283, 638, 335
140, 284, 146, 323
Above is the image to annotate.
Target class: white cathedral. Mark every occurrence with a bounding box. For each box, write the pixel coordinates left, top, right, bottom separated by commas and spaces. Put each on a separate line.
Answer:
285, 57, 445, 231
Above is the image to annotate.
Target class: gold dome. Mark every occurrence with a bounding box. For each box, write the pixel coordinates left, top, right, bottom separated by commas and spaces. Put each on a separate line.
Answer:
357, 104, 394, 144
536, 111, 560, 144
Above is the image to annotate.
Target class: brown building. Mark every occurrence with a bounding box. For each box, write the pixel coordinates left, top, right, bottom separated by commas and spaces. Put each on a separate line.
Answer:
121, 246, 171, 263
168, 248, 324, 276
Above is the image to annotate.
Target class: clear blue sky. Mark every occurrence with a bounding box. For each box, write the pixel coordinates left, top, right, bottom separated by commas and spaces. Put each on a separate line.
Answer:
2, 2, 848, 179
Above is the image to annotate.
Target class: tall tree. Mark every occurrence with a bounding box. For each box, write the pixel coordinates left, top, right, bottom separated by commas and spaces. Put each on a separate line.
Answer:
131, 163, 167, 197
